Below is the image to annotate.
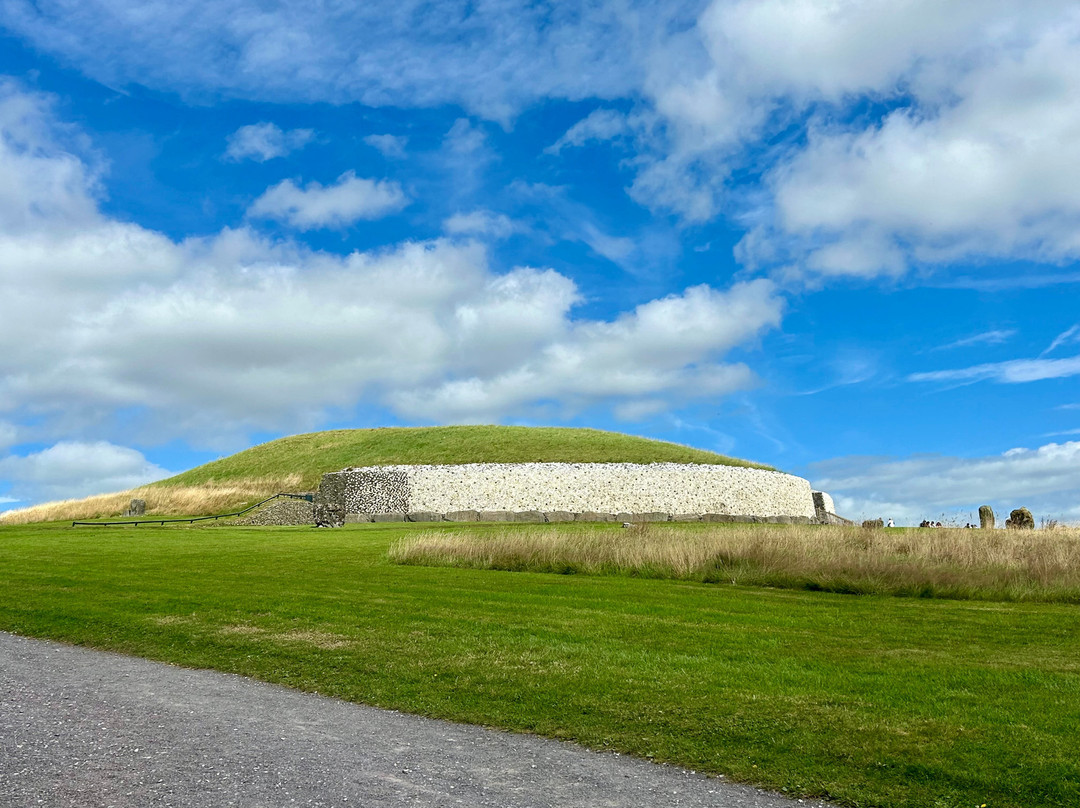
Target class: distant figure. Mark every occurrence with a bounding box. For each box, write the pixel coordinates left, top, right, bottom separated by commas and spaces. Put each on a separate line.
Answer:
887, 518, 894, 528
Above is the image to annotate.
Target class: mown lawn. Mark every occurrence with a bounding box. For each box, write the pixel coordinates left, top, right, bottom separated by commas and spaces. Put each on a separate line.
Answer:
1, 521, 1077, 808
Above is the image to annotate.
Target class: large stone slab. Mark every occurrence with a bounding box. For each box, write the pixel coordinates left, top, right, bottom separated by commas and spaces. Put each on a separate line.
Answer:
574, 512, 617, 522
444, 510, 480, 522
406, 512, 443, 523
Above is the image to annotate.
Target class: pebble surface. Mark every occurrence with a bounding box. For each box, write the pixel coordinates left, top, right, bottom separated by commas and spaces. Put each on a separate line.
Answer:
1, 631, 830, 808
332, 462, 817, 519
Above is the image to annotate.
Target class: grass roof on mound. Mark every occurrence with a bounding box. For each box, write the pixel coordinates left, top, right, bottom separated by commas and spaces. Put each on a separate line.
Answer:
154, 426, 772, 492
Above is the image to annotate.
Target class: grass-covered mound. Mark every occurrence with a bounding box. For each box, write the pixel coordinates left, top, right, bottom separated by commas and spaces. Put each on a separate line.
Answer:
154, 426, 770, 491
1, 426, 768, 523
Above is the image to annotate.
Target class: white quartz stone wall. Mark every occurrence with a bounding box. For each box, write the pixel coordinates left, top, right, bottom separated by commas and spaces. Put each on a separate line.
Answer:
815, 491, 836, 515
331, 462, 816, 518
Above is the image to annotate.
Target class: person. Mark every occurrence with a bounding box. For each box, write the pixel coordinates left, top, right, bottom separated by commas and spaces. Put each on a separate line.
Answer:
887, 518, 894, 528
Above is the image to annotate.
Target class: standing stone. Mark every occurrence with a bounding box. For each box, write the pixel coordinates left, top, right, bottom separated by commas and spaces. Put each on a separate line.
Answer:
978, 505, 995, 530
127, 499, 146, 516
1005, 507, 1035, 530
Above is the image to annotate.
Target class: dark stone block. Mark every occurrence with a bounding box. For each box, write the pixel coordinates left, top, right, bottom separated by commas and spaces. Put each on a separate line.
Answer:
407, 512, 442, 522
630, 512, 671, 523
543, 511, 575, 522
700, 513, 735, 523
371, 512, 405, 522
445, 510, 480, 522
510, 511, 545, 522
575, 512, 616, 522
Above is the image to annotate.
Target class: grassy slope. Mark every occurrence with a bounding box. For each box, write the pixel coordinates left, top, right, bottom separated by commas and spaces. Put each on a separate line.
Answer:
155, 426, 771, 491
1, 520, 1077, 808
0, 426, 771, 524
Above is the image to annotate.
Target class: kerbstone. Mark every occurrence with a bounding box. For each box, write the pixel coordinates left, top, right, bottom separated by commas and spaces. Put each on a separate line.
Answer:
543, 511, 575, 522
617, 512, 669, 523
575, 512, 616, 522
372, 512, 405, 522
701, 513, 734, 523
444, 510, 480, 522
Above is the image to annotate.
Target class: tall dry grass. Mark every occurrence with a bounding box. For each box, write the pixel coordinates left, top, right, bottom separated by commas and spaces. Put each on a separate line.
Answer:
389, 523, 1080, 603
0, 474, 304, 525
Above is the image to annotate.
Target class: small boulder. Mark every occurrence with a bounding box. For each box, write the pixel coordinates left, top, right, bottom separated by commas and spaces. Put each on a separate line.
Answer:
862, 518, 885, 529
1005, 508, 1035, 530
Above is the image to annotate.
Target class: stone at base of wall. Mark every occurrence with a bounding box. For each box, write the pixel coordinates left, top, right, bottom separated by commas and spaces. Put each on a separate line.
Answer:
337, 510, 815, 526
815, 512, 854, 526
372, 512, 405, 522
407, 512, 443, 522
575, 512, 616, 522
616, 512, 669, 522
478, 510, 546, 522
444, 510, 480, 522
544, 511, 575, 522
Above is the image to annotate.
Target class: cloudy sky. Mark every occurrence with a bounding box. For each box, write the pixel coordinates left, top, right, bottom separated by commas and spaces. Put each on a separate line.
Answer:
1, 0, 1079, 524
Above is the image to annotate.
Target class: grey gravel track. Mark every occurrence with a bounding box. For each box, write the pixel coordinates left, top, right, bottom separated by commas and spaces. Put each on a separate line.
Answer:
0, 632, 828, 808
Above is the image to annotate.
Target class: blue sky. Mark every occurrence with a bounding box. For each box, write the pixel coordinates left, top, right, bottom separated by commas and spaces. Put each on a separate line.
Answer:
1, 0, 1079, 525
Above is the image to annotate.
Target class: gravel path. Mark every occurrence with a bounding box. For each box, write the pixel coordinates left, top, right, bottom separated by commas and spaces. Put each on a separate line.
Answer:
1, 631, 828, 808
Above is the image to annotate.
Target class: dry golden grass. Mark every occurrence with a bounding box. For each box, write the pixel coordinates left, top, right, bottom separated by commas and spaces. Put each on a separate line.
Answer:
389, 523, 1080, 602
0, 474, 303, 524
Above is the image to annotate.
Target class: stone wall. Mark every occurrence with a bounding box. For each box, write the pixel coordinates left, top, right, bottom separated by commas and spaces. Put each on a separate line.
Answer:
316, 462, 822, 527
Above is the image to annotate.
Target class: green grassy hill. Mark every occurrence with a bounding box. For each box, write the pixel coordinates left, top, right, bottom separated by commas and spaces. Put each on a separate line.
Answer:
154, 425, 771, 491
1, 426, 770, 524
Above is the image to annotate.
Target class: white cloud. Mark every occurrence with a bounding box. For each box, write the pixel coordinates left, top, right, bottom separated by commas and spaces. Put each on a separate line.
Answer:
1042, 324, 1080, 356
0, 0, 651, 122
0, 81, 781, 449
545, 108, 629, 154
0, 441, 171, 504
0, 78, 102, 232
8, 0, 1080, 281
389, 280, 783, 422
910, 355, 1080, 385
247, 171, 408, 229
728, 3, 1080, 278
443, 210, 521, 240
812, 441, 1080, 525
224, 122, 314, 162
0, 422, 16, 450
363, 133, 407, 159
932, 329, 1017, 352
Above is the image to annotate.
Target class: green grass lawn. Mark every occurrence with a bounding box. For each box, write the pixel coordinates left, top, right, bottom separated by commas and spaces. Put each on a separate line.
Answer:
155, 425, 770, 490
1, 521, 1077, 808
